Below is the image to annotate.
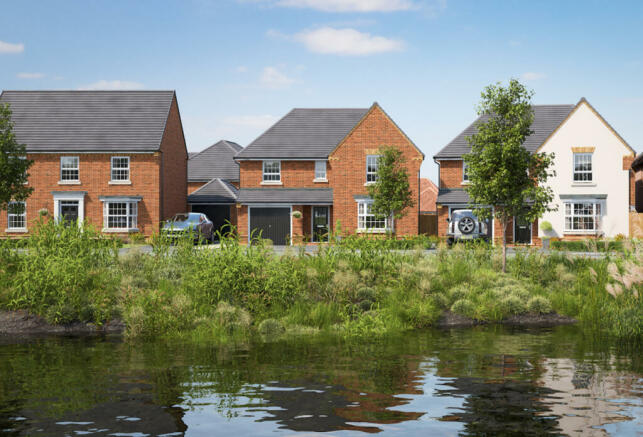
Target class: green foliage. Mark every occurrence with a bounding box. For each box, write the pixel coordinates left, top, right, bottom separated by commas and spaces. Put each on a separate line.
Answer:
367, 146, 414, 221
0, 103, 33, 210
551, 239, 624, 252
464, 79, 557, 270
527, 296, 552, 314
540, 221, 553, 231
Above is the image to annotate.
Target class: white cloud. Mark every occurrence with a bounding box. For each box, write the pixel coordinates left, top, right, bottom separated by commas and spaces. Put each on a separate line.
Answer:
222, 114, 280, 129
0, 40, 24, 54
275, 0, 416, 12
77, 80, 144, 90
17, 72, 45, 79
294, 27, 404, 55
520, 72, 546, 81
260, 66, 295, 88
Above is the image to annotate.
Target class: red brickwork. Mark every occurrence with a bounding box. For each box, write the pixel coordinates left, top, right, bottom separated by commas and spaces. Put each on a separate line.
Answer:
187, 182, 205, 195
160, 96, 188, 219
438, 160, 465, 188
239, 160, 331, 188
0, 153, 161, 236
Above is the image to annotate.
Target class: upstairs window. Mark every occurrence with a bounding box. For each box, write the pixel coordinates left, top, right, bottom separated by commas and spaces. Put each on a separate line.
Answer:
60, 156, 79, 181
7, 201, 26, 230
262, 160, 281, 182
366, 155, 380, 184
573, 153, 592, 182
111, 157, 130, 181
314, 161, 327, 180
462, 161, 470, 182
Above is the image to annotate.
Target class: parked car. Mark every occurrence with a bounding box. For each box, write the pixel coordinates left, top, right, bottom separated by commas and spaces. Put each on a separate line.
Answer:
162, 212, 214, 243
446, 209, 490, 245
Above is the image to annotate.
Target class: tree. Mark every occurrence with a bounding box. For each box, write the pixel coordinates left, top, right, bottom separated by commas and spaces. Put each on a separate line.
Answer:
464, 79, 556, 272
367, 146, 414, 232
0, 103, 33, 214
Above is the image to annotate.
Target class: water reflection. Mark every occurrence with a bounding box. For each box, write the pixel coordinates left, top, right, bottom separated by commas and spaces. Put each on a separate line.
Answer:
0, 326, 640, 436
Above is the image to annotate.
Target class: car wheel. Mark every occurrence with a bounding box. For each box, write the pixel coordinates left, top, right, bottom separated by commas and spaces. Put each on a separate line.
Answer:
458, 217, 475, 234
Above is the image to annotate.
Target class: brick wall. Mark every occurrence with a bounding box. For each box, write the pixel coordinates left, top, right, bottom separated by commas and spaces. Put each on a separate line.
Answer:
239, 160, 331, 188
0, 153, 161, 236
329, 105, 422, 236
187, 181, 205, 195
160, 95, 188, 219
438, 160, 464, 188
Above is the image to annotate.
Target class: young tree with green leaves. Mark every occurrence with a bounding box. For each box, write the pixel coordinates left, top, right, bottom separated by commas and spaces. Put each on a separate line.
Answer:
367, 146, 414, 233
464, 79, 556, 272
0, 103, 33, 215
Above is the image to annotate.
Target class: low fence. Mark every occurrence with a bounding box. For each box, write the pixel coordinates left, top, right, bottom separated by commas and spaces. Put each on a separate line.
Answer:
419, 213, 438, 236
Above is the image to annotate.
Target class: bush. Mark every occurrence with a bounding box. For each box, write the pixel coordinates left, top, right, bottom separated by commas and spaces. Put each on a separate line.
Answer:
551, 239, 624, 252
451, 299, 475, 318
258, 318, 286, 336
540, 221, 553, 231
527, 296, 552, 314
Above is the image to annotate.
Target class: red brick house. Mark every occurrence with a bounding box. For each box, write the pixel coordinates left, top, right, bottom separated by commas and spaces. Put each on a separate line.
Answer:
233, 103, 424, 244
0, 90, 187, 237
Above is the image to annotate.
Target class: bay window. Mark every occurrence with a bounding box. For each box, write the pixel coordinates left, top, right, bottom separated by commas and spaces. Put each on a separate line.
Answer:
564, 201, 602, 232
103, 201, 138, 231
357, 200, 389, 231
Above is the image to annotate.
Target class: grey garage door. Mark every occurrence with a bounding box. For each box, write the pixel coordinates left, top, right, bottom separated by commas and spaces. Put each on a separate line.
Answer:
250, 207, 290, 245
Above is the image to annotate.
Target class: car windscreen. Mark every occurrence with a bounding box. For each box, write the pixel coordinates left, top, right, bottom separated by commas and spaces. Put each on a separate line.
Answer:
452, 210, 475, 220
171, 214, 199, 223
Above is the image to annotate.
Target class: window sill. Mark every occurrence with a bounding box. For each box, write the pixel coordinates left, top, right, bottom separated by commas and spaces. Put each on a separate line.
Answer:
58, 180, 81, 185
313, 178, 328, 183
571, 182, 597, 187
109, 180, 132, 185
5, 228, 27, 233
102, 228, 139, 233
261, 181, 283, 186
563, 231, 600, 235
364, 182, 376, 186
461, 181, 470, 185
357, 228, 390, 234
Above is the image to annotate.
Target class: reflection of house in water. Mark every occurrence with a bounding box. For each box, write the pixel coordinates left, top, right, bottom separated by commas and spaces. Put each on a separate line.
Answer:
537, 358, 637, 436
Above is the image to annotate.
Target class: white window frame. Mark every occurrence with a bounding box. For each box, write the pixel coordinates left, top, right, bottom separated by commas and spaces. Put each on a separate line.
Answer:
7, 201, 26, 232
314, 160, 327, 181
357, 200, 390, 233
60, 156, 80, 182
262, 160, 281, 182
103, 201, 138, 232
110, 156, 130, 182
462, 161, 470, 183
366, 155, 380, 184
573, 152, 593, 182
564, 201, 602, 233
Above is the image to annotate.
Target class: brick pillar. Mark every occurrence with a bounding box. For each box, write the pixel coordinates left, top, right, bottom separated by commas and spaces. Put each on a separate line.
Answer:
291, 205, 305, 243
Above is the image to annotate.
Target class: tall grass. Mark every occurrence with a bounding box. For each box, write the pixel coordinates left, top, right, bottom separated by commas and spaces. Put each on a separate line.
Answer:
0, 223, 640, 342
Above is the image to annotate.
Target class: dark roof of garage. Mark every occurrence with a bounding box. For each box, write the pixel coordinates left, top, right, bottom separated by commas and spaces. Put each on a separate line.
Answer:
188, 140, 243, 182
436, 188, 471, 204
434, 104, 575, 159
187, 178, 238, 204
238, 188, 333, 204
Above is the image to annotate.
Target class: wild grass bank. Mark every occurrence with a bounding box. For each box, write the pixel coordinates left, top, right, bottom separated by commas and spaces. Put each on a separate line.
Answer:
0, 221, 641, 342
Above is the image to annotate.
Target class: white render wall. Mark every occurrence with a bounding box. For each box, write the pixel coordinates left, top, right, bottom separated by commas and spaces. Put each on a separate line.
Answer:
538, 102, 633, 238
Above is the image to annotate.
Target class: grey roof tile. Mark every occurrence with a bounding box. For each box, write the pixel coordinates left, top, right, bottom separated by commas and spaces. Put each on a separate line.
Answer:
188, 140, 242, 182
434, 104, 575, 159
0, 90, 175, 152
436, 189, 471, 204
235, 108, 369, 159
188, 178, 238, 204
238, 188, 333, 204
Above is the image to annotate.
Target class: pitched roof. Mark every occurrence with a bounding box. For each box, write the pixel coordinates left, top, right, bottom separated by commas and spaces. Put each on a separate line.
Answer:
420, 178, 438, 212
237, 188, 333, 204
188, 140, 243, 182
436, 188, 470, 204
434, 104, 575, 159
187, 178, 238, 204
0, 90, 176, 152
235, 108, 369, 160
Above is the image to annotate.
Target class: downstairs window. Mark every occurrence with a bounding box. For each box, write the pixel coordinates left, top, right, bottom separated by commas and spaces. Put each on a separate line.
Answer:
564, 201, 602, 232
357, 201, 389, 231
103, 201, 138, 231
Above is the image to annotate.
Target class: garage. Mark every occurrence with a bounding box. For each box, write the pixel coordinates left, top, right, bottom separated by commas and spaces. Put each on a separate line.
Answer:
249, 207, 290, 245
190, 204, 231, 237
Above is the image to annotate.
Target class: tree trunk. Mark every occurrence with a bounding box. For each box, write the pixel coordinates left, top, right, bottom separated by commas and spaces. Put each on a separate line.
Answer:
502, 218, 508, 273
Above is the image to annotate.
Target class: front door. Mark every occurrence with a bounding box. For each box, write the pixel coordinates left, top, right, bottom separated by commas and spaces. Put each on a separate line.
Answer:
514, 216, 532, 244
59, 200, 79, 227
312, 206, 329, 242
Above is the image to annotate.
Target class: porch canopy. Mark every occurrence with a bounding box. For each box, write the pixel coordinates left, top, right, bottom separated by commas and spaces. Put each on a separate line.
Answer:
237, 188, 333, 205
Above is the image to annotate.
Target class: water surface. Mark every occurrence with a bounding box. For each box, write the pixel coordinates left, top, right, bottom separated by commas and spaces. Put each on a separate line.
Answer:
0, 325, 641, 436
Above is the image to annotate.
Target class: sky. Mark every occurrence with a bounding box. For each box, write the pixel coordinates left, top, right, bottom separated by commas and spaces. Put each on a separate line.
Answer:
1, 0, 642, 181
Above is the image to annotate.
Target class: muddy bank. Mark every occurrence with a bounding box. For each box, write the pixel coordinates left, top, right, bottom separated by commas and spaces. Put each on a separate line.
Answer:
436, 310, 577, 328
0, 310, 125, 336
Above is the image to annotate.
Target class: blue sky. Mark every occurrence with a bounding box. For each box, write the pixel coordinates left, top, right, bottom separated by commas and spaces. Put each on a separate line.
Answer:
1, 0, 642, 180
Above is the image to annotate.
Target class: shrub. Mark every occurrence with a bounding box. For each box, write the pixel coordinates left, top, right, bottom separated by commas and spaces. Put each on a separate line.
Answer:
258, 318, 286, 336
500, 294, 527, 315
540, 221, 553, 231
527, 296, 552, 314
451, 299, 475, 318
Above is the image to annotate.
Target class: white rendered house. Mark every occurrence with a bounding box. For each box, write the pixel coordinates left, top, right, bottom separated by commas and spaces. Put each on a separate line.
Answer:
538, 98, 636, 239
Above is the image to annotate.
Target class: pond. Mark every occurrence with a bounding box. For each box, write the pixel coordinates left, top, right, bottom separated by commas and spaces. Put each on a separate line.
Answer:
0, 325, 641, 436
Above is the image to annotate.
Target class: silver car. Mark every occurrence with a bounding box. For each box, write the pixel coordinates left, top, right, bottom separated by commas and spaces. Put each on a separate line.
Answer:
446, 209, 490, 245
